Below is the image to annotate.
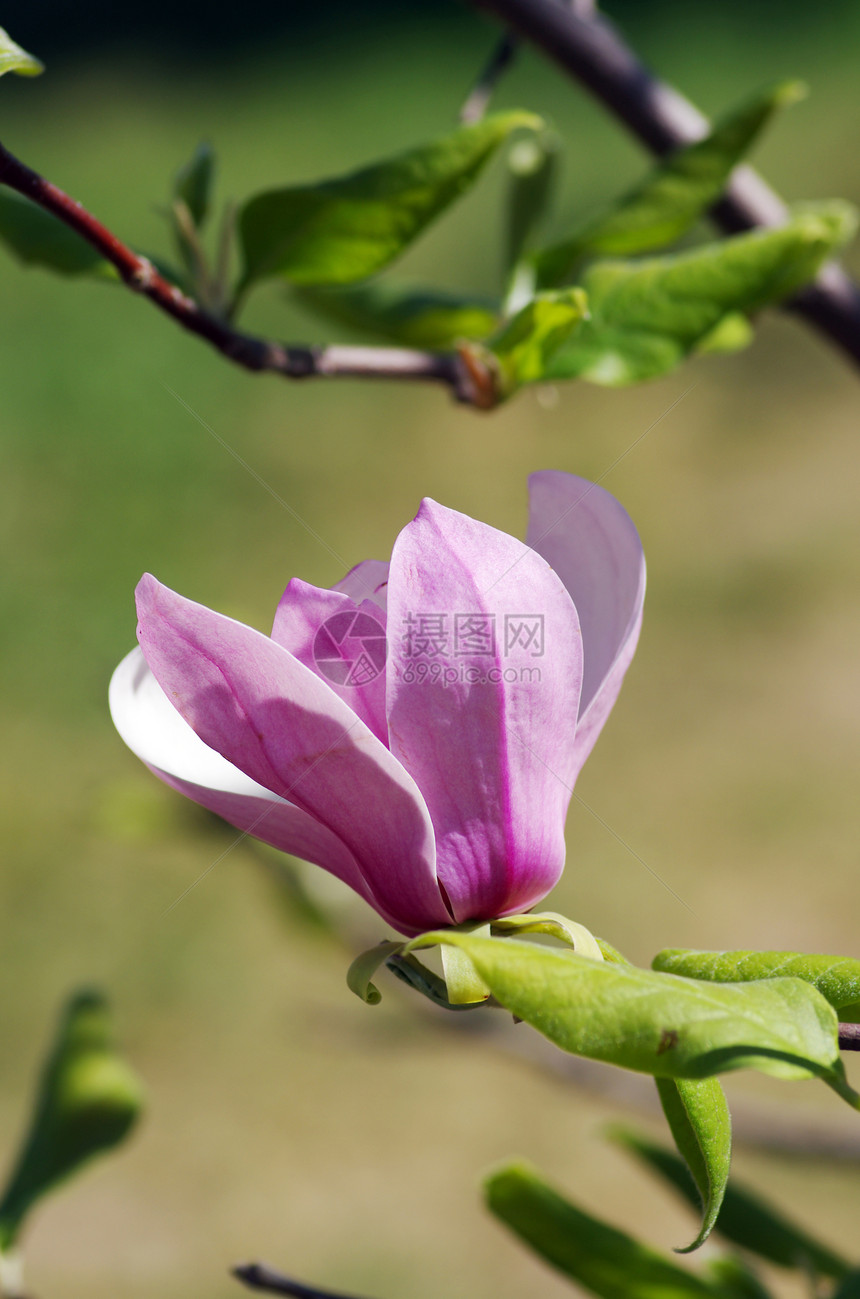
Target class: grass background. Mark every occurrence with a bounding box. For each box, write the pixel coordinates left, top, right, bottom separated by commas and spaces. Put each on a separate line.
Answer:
2, 4, 860, 1296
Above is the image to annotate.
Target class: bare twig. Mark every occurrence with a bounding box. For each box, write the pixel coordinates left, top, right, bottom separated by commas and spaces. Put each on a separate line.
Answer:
465, 0, 860, 370
460, 31, 519, 123
0, 140, 477, 403
839, 1023, 860, 1051
233, 1263, 373, 1299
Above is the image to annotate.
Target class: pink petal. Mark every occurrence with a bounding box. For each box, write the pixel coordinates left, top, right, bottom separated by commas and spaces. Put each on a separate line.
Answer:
526, 471, 645, 779
272, 578, 388, 744
333, 559, 389, 610
134, 575, 451, 934
386, 500, 583, 923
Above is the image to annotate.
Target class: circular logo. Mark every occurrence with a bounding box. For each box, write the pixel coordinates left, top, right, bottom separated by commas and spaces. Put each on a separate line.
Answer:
313, 610, 387, 687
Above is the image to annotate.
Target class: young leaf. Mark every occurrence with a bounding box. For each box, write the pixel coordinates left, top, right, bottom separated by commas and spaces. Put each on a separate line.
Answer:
0, 27, 43, 78
546, 203, 857, 385
237, 110, 540, 291
485, 1161, 723, 1299
652, 1076, 732, 1252
704, 1257, 773, 1299
533, 80, 805, 285
174, 142, 215, 230
0, 191, 112, 277
0, 990, 144, 1250
346, 940, 404, 1005
491, 911, 604, 961
653, 950, 860, 1021
505, 131, 560, 272
483, 287, 588, 396
613, 1129, 849, 1279
295, 282, 499, 348
404, 932, 853, 1093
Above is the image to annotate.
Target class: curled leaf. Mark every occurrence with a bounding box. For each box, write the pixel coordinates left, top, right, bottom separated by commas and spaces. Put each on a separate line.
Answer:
0, 990, 144, 1250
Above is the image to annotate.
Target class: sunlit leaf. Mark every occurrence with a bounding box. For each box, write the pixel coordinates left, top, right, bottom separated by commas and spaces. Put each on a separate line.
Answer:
0, 991, 144, 1250
404, 932, 855, 1096
295, 282, 499, 348
651, 1076, 732, 1252
546, 203, 857, 385
492, 911, 604, 961
484, 287, 588, 395
237, 110, 540, 290
695, 312, 754, 355
614, 1128, 849, 1279
0, 27, 43, 78
0, 191, 112, 277
653, 949, 860, 1022
485, 1161, 724, 1299
534, 80, 805, 285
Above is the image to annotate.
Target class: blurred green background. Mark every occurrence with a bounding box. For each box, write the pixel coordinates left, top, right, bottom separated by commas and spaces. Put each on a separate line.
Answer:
2, 4, 860, 1296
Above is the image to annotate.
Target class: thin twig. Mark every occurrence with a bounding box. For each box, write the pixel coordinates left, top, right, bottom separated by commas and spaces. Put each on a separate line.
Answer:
465, 0, 860, 370
233, 1263, 373, 1299
0, 139, 477, 403
839, 1023, 860, 1051
460, 31, 519, 123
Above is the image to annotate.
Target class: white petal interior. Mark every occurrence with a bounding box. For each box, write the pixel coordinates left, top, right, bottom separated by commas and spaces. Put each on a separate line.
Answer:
109, 646, 280, 799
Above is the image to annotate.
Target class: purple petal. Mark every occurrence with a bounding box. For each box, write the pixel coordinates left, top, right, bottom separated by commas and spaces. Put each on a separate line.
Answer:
272, 578, 388, 744
526, 471, 645, 778
333, 559, 389, 610
134, 575, 451, 934
386, 500, 583, 923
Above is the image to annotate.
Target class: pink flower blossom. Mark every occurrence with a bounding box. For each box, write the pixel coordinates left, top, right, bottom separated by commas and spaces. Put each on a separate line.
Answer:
110, 473, 644, 936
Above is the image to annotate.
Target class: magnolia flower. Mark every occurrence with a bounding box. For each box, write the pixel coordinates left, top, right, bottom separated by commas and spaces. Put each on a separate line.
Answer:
109, 472, 644, 936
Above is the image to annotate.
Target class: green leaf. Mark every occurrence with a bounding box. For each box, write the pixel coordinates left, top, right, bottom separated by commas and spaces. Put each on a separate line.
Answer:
534, 80, 804, 285
652, 950, 860, 1021
833, 1268, 860, 1299
695, 312, 755, 355
0, 990, 144, 1250
295, 282, 499, 348
346, 940, 403, 1005
404, 932, 854, 1094
0, 27, 43, 78
703, 1257, 772, 1299
613, 1128, 849, 1279
174, 142, 215, 229
492, 911, 604, 961
0, 191, 113, 277
651, 1076, 732, 1252
506, 130, 560, 272
238, 110, 540, 290
547, 203, 857, 385
441, 925, 492, 1005
485, 1161, 723, 1299
485, 287, 588, 395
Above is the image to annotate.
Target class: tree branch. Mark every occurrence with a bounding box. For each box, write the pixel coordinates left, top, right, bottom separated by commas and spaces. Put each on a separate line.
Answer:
460, 31, 519, 123
839, 1023, 860, 1051
233, 1263, 373, 1299
0, 139, 477, 403
464, 0, 860, 370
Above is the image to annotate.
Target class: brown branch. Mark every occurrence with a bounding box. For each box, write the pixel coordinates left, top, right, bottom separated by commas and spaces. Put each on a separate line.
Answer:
460, 31, 519, 123
0, 139, 478, 403
839, 1023, 860, 1051
465, 0, 860, 370
233, 1263, 373, 1299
